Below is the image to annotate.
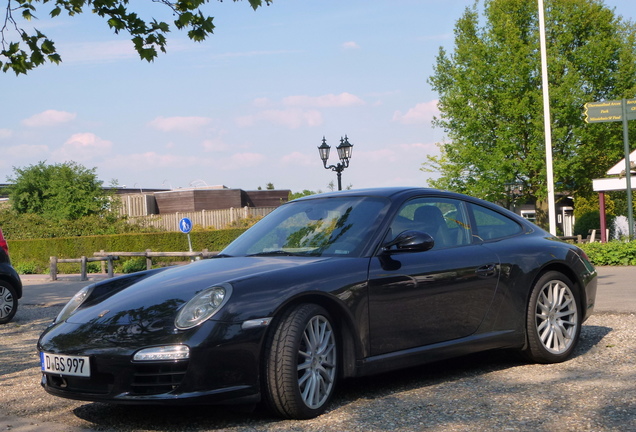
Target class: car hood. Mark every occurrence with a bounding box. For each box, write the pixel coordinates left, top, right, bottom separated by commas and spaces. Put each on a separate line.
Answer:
64, 256, 333, 327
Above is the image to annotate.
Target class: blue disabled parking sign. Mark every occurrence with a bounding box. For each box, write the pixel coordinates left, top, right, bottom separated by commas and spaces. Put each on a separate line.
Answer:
179, 217, 193, 234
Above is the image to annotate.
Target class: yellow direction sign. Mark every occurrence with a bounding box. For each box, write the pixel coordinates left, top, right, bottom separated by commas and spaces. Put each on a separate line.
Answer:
584, 97, 636, 239
585, 98, 636, 123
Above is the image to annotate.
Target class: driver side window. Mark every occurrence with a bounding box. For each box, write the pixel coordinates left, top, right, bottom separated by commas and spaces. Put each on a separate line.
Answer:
389, 198, 471, 249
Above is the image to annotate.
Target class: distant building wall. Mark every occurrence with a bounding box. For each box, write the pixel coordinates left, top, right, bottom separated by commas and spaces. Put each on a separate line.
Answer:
119, 188, 290, 217
243, 190, 289, 207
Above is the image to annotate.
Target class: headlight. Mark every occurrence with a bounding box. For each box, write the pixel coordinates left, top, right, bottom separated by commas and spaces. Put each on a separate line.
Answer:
175, 284, 232, 330
54, 284, 95, 324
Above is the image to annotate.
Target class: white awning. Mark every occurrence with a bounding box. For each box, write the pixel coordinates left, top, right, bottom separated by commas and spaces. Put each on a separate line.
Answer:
593, 176, 636, 192
606, 149, 636, 176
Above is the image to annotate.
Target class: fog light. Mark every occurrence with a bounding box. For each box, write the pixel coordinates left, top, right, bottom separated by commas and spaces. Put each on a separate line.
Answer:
133, 345, 190, 361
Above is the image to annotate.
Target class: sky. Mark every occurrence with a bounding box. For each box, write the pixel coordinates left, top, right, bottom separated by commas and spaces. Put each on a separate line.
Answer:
2, 0, 636, 194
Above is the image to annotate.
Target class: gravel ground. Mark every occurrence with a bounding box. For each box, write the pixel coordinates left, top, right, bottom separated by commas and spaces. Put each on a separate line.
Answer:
1, 304, 635, 432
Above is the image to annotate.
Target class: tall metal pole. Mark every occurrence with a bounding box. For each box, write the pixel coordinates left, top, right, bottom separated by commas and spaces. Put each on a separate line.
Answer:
538, 0, 557, 235
621, 99, 634, 239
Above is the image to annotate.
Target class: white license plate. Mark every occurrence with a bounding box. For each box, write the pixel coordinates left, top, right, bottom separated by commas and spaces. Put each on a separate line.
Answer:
40, 352, 90, 377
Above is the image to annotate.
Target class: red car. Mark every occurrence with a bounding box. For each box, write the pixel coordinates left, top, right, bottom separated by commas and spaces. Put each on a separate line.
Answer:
0, 227, 22, 324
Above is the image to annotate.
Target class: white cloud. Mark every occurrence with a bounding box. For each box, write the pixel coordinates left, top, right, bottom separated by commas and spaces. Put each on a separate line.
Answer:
103, 150, 264, 172
148, 116, 212, 132
201, 138, 229, 152
223, 152, 265, 169
52, 133, 112, 162
104, 152, 205, 172
236, 109, 323, 129
0, 129, 12, 139
281, 151, 313, 166
358, 148, 400, 163
399, 142, 438, 151
283, 92, 365, 108
392, 100, 439, 125
342, 41, 360, 50
22, 110, 77, 127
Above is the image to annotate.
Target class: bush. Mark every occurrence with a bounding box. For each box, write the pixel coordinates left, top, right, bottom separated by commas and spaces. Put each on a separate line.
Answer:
579, 241, 636, 266
121, 257, 147, 274
7, 229, 246, 274
13, 261, 40, 274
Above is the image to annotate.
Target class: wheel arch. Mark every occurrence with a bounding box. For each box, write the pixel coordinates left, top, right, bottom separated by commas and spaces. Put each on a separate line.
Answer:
263, 293, 363, 380
0, 272, 22, 299
528, 262, 586, 313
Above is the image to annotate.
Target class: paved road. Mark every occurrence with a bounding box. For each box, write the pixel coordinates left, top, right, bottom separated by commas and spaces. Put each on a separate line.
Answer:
18, 265, 636, 313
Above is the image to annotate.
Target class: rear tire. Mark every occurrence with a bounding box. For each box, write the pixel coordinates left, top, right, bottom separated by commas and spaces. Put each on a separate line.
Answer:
0, 281, 18, 324
263, 303, 338, 419
523, 271, 580, 363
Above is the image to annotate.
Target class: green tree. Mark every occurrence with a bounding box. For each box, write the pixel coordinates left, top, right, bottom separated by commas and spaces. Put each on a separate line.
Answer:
1, 0, 271, 75
289, 190, 316, 200
8, 161, 111, 220
424, 0, 636, 226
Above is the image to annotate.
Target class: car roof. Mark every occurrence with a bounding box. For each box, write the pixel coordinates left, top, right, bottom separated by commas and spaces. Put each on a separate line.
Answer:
289, 187, 541, 232
294, 187, 442, 200
291, 187, 485, 203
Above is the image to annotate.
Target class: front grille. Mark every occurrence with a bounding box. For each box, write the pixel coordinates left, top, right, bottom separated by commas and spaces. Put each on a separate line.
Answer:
131, 360, 189, 395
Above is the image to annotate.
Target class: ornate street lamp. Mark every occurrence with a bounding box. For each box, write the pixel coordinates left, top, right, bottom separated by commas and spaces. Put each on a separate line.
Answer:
318, 135, 353, 191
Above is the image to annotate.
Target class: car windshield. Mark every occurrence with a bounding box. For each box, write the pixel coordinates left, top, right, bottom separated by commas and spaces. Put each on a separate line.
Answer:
221, 196, 389, 258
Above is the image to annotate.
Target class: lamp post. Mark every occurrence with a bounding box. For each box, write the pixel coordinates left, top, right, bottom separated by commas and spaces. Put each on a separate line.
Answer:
504, 181, 524, 213
318, 135, 353, 191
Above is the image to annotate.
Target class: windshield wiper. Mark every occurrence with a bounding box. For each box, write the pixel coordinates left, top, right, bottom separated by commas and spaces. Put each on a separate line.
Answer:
246, 250, 298, 257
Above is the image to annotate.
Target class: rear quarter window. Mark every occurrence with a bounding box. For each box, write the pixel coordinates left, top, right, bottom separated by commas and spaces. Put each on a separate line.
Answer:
470, 203, 522, 241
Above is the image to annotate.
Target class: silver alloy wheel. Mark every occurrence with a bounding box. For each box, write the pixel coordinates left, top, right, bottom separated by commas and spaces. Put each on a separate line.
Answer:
297, 315, 337, 409
0, 285, 14, 319
534, 279, 578, 354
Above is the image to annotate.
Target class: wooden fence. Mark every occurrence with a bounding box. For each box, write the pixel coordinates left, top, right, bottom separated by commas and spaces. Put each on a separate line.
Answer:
125, 206, 277, 231
50, 255, 119, 281
50, 249, 220, 281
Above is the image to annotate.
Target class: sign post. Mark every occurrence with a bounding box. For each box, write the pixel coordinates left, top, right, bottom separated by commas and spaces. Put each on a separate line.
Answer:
585, 98, 635, 239
178, 217, 194, 257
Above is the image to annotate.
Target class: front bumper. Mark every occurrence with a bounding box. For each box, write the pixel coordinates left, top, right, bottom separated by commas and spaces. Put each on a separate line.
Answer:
39, 321, 266, 405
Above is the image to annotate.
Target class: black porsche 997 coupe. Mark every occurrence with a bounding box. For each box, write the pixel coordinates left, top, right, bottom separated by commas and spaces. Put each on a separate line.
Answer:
38, 188, 597, 419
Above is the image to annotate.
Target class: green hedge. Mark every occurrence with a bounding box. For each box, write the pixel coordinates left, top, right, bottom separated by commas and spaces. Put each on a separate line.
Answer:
9, 229, 246, 274
578, 241, 636, 266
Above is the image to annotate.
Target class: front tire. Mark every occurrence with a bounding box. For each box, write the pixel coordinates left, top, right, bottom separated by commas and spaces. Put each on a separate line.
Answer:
523, 271, 580, 363
264, 303, 338, 419
0, 281, 18, 324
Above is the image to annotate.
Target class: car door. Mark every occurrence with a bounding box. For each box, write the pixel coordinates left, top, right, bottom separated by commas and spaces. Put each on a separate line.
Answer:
367, 197, 500, 356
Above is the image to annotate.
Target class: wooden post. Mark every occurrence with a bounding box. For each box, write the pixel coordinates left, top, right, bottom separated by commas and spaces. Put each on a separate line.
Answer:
50, 256, 57, 281
107, 256, 114, 278
146, 249, 152, 270
100, 249, 106, 273
80, 256, 88, 281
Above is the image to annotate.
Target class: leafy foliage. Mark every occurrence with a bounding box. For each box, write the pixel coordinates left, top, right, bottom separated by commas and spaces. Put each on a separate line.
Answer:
1, 0, 271, 75
7, 161, 112, 221
425, 0, 636, 223
7, 228, 246, 273
579, 240, 636, 266
121, 256, 147, 273
0, 208, 166, 239
289, 190, 317, 200
573, 211, 616, 238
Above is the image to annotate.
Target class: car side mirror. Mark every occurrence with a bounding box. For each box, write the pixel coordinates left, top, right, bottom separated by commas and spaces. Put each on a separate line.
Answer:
383, 230, 434, 253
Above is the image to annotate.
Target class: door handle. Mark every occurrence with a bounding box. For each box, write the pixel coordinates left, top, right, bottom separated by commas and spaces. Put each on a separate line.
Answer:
476, 263, 497, 278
